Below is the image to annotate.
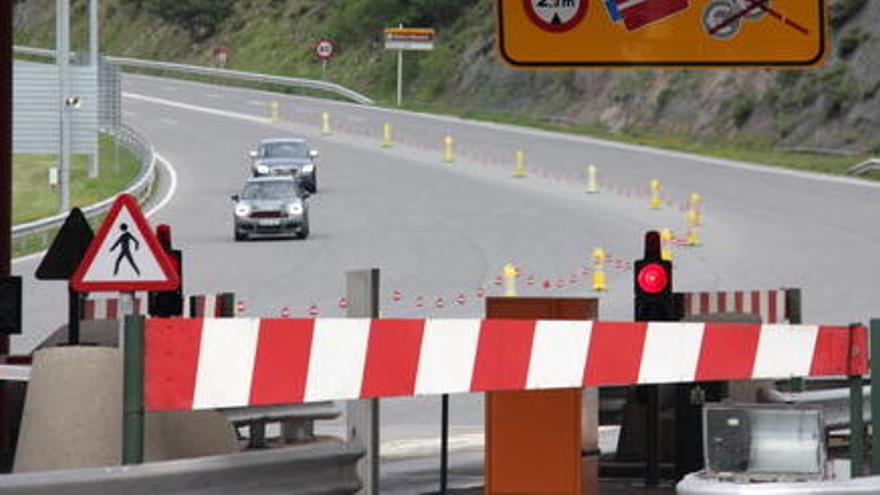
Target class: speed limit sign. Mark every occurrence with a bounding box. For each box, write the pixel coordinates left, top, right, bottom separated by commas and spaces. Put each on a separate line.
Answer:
314, 38, 336, 60
524, 0, 588, 33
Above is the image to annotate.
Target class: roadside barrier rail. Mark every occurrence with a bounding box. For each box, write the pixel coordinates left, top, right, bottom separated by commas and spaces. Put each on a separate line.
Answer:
11, 124, 156, 242
847, 158, 880, 177
144, 318, 867, 411
14, 46, 374, 105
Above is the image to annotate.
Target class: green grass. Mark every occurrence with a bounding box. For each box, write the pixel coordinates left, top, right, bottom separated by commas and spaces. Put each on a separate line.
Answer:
13, 133, 141, 225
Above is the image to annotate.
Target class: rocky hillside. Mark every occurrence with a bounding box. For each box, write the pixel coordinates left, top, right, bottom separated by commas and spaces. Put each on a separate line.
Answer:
13, 0, 880, 154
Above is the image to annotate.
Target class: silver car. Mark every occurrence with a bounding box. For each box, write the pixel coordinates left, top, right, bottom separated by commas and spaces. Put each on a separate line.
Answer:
249, 138, 318, 193
231, 177, 309, 241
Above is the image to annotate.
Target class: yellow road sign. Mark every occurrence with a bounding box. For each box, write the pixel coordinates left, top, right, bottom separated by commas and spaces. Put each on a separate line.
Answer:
497, 0, 826, 67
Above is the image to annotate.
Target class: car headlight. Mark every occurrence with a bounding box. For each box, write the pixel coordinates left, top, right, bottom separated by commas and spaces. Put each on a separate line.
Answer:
301, 164, 315, 174
287, 202, 304, 215
255, 165, 269, 175
235, 204, 251, 217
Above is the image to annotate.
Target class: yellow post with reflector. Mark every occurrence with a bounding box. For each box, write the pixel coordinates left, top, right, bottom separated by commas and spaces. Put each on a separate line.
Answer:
381, 123, 393, 148
321, 112, 331, 135
503, 263, 519, 297
268, 101, 280, 123
592, 248, 606, 292
660, 228, 673, 261
649, 179, 663, 209
443, 136, 454, 163
586, 164, 599, 193
685, 209, 701, 246
689, 193, 703, 225
512, 151, 527, 178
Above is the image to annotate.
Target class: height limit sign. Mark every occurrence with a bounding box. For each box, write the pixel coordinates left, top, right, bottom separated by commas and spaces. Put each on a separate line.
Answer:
525, 0, 587, 32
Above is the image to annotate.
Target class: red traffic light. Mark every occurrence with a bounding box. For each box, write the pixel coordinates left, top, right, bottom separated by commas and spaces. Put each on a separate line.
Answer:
637, 263, 669, 294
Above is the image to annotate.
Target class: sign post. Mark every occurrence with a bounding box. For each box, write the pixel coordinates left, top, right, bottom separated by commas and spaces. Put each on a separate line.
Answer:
383, 27, 435, 106
71, 193, 178, 465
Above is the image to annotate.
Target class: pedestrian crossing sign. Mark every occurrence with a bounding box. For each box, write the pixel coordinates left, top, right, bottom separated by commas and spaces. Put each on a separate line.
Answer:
71, 194, 179, 292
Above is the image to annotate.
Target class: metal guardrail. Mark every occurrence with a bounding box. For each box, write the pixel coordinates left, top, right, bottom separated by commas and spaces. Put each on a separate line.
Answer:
759, 386, 872, 430
0, 440, 364, 495
678, 472, 880, 494
11, 124, 156, 242
847, 159, 880, 177
14, 46, 374, 105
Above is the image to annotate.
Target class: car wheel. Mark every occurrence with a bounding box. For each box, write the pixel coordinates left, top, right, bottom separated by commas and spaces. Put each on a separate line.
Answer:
235, 231, 247, 242
298, 224, 310, 240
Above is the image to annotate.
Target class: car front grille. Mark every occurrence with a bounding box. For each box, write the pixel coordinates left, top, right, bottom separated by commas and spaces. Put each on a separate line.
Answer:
250, 210, 284, 218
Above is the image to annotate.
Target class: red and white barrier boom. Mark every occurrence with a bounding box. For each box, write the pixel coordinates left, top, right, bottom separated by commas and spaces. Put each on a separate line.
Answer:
144, 318, 867, 411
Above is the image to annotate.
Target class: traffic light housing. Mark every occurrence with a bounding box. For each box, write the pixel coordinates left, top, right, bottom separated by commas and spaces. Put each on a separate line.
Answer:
634, 231, 675, 322
148, 224, 183, 317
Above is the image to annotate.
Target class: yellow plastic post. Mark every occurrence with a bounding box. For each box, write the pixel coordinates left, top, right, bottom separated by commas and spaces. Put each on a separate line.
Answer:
689, 193, 703, 225
268, 101, 280, 123
586, 164, 599, 193
503, 263, 519, 297
660, 228, 673, 261
649, 179, 663, 209
592, 248, 607, 292
382, 123, 393, 148
443, 136, 454, 163
685, 210, 701, 246
321, 112, 331, 135
512, 151, 527, 178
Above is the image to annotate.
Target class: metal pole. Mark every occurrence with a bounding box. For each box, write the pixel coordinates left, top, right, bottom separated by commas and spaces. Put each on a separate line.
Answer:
871, 319, 880, 475
396, 49, 403, 107
322, 59, 327, 81
0, 0, 14, 465
67, 286, 80, 345
787, 289, 805, 391
122, 312, 144, 465
440, 394, 449, 494
57, 0, 71, 212
87, 0, 99, 178
849, 323, 864, 478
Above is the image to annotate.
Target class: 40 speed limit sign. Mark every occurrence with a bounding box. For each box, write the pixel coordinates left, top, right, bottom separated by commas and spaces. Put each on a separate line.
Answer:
525, 0, 588, 33
314, 38, 336, 60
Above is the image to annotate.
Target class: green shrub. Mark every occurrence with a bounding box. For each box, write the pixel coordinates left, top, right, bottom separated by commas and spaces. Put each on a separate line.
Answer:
731, 93, 755, 128
829, 0, 868, 29
838, 27, 867, 58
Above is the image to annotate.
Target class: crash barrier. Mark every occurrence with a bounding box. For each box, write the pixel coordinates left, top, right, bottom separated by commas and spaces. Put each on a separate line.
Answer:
143, 318, 867, 411
220, 402, 341, 449
0, 440, 363, 495
677, 472, 880, 494
13, 46, 374, 106
79, 293, 234, 321
679, 288, 799, 324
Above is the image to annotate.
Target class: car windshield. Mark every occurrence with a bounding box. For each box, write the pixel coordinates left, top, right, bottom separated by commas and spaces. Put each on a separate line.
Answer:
261, 141, 309, 159
241, 181, 298, 200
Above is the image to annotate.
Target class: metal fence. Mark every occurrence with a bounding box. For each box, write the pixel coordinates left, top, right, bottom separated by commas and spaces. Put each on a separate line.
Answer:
11, 124, 156, 243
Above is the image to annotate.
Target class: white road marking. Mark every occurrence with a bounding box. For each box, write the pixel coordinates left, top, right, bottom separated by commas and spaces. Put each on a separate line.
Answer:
123, 92, 271, 125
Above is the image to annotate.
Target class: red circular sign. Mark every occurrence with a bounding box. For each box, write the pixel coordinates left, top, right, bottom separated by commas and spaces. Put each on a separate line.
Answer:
314, 38, 336, 60
637, 263, 669, 294
524, 0, 588, 33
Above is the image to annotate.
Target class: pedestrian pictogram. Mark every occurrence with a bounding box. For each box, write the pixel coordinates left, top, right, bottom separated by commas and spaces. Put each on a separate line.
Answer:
524, 0, 589, 33
71, 194, 179, 293
497, 0, 826, 67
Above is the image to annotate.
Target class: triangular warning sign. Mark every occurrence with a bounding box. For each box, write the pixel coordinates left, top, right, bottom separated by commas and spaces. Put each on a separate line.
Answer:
71, 194, 179, 293
35, 207, 94, 281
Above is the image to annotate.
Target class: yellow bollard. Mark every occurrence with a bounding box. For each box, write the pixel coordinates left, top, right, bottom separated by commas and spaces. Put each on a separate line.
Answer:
592, 248, 607, 292
268, 101, 280, 123
381, 123, 393, 148
321, 112, 331, 135
512, 151, 527, 178
660, 228, 673, 261
503, 263, 519, 297
649, 179, 663, 209
586, 164, 599, 193
689, 193, 703, 225
443, 136, 454, 163
685, 209, 701, 246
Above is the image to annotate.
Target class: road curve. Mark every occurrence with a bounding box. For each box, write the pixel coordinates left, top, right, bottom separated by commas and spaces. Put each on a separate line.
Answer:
12, 74, 880, 492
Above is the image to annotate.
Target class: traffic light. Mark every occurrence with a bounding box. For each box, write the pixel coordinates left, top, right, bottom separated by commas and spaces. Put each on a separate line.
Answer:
148, 224, 183, 317
634, 231, 675, 322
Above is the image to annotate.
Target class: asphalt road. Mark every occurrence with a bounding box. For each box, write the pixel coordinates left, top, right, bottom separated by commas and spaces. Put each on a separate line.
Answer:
12, 74, 880, 492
